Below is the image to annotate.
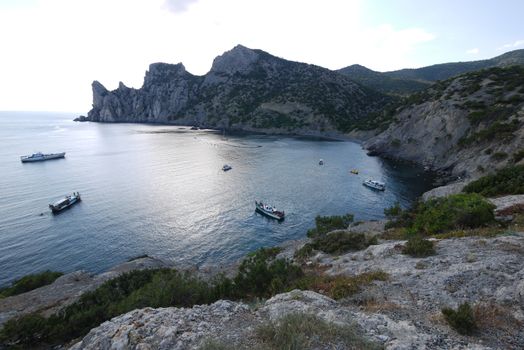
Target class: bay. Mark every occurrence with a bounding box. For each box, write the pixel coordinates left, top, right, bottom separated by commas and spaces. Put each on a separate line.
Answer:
0, 111, 433, 286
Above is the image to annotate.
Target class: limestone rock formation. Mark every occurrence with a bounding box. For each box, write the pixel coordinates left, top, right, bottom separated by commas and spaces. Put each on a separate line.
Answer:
87, 45, 389, 134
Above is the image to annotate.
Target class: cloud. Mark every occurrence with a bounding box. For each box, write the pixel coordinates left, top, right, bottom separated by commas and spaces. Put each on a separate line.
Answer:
163, 0, 198, 13
466, 48, 479, 54
498, 39, 524, 50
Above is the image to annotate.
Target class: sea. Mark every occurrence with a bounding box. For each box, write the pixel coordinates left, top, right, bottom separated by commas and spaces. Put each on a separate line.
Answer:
0, 111, 435, 286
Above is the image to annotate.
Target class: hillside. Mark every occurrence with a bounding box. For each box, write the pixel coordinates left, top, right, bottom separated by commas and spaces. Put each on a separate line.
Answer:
87, 45, 390, 134
364, 65, 524, 179
338, 49, 524, 96
337, 64, 431, 95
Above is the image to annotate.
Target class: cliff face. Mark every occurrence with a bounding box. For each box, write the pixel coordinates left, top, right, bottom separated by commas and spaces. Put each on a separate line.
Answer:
87, 45, 389, 133
364, 66, 524, 179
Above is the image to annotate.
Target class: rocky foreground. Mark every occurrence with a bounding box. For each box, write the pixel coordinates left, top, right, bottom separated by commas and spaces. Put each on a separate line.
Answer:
62, 233, 524, 350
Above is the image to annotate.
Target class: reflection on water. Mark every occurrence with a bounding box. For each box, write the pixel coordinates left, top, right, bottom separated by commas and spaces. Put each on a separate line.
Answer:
0, 112, 434, 286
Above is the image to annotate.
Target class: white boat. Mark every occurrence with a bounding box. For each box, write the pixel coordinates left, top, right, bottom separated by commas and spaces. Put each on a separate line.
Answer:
49, 192, 81, 213
319, 159, 324, 165
255, 200, 285, 220
21, 152, 65, 163
222, 164, 232, 171
363, 179, 385, 191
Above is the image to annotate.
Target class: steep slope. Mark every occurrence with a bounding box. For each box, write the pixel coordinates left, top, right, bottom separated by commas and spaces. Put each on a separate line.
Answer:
364, 65, 524, 179
87, 45, 390, 134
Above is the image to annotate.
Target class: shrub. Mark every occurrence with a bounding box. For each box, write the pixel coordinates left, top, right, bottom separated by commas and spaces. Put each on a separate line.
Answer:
442, 302, 477, 335
310, 231, 377, 254
256, 313, 381, 350
0, 247, 304, 348
0, 271, 63, 299
491, 152, 508, 161
410, 193, 495, 234
402, 236, 435, 257
291, 271, 388, 300
307, 214, 354, 238
384, 202, 402, 218
513, 149, 524, 163
233, 247, 303, 298
463, 165, 524, 196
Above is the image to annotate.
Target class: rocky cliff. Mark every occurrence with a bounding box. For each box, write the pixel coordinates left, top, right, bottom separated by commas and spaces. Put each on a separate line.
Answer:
364, 65, 524, 180
87, 45, 389, 134
69, 232, 524, 349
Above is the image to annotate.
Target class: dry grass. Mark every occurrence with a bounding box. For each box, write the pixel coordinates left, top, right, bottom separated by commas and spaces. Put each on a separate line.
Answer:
255, 313, 382, 350
474, 302, 523, 340
292, 271, 389, 300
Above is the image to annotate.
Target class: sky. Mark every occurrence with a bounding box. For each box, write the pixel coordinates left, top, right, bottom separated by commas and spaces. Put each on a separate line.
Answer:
0, 0, 523, 112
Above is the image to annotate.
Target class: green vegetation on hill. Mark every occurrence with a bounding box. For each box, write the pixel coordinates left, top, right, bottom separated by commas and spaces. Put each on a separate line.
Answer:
384, 194, 495, 236
2, 247, 386, 348
0, 271, 62, 299
296, 214, 377, 259
337, 64, 431, 96
463, 165, 524, 197
0, 248, 304, 348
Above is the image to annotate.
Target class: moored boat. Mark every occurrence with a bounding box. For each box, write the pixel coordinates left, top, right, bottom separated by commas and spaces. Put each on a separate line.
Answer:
49, 192, 81, 213
363, 179, 385, 191
319, 159, 324, 165
350, 169, 359, 175
255, 200, 285, 220
222, 164, 232, 171
21, 152, 65, 163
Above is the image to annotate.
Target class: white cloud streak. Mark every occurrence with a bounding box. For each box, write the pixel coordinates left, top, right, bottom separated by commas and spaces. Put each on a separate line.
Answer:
466, 48, 479, 54
498, 39, 524, 50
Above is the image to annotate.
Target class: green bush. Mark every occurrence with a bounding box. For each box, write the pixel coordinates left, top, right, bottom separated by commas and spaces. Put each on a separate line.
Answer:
306, 214, 354, 238
233, 247, 303, 298
442, 302, 477, 335
311, 232, 377, 254
402, 236, 435, 257
513, 150, 524, 163
491, 152, 508, 161
0, 247, 304, 348
410, 193, 495, 234
0, 271, 63, 299
256, 313, 381, 350
463, 165, 524, 196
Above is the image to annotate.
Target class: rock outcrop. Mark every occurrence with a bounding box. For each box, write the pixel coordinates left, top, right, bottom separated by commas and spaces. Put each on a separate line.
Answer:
67, 233, 524, 350
364, 66, 524, 179
0, 257, 171, 327
87, 45, 389, 134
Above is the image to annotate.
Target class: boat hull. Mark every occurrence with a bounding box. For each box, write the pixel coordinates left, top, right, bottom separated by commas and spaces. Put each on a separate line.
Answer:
255, 201, 285, 221
49, 194, 81, 213
363, 182, 385, 191
21, 152, 66, 163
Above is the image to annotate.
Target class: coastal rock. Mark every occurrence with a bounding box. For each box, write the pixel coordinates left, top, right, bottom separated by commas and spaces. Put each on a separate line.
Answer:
73, 115, 90, 122
0, 257, 171, 326
422, 181, 468, 201
87, 45, 389, 134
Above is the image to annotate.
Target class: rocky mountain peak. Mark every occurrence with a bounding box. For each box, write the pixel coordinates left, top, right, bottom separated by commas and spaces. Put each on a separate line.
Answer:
210, 44, 260, 75
143, 62, 187, 87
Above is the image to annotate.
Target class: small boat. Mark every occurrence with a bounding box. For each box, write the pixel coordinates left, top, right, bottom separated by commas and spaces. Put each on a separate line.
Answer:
319, 159, 324, 165
222, 164, 232, 171
350, 169, 359, 175
190, 126, 199, 130
20, 152, 65, 163
363, 179, 385, 191
49, 192, 81, 213
255, 200, 285, 220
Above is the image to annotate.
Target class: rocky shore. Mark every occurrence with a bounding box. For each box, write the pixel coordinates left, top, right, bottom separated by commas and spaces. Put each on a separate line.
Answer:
2, 199, 524, 349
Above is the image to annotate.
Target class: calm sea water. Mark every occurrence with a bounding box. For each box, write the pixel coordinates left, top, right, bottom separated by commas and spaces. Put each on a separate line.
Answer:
0, 111, 434, 286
